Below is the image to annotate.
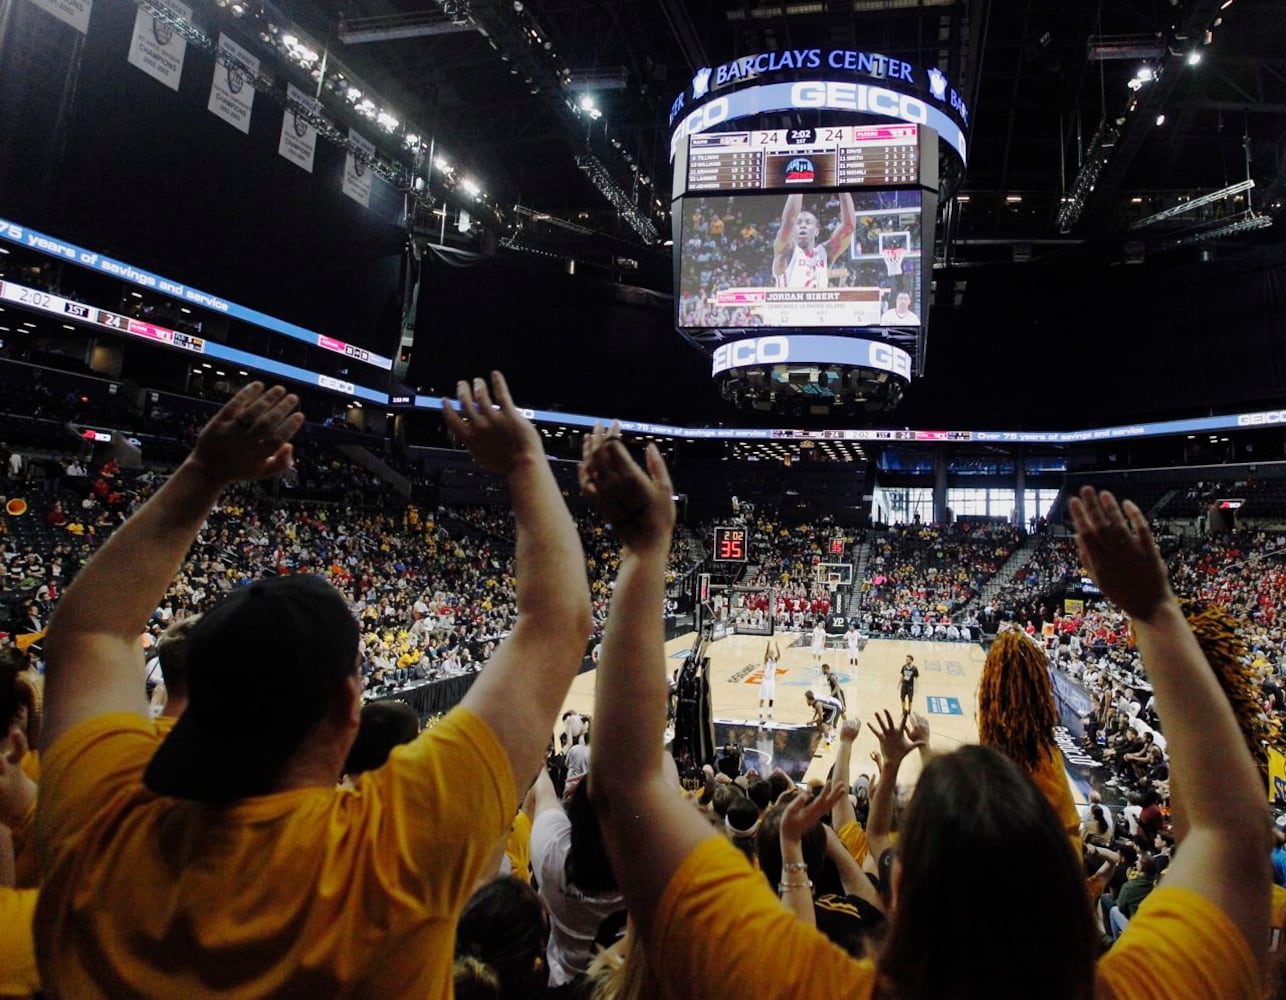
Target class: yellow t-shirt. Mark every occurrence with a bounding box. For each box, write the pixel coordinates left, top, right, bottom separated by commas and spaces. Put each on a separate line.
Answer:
34, 706, 514, 998
836, 819, 869, 866
1029, 746, 1082, 852
0, 888, 39, 998
8, 800, 37, 890
505, 811, 533, 885
654, 835, 1258, 1000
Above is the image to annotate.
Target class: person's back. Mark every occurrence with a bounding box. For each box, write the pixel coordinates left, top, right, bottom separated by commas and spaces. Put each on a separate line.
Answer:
36, 701, 512, 996
579, 462, 1269, 1000
35, 377, 593, 997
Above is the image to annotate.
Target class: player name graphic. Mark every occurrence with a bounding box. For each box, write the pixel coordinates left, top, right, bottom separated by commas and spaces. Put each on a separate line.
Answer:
717, 288, 883, 304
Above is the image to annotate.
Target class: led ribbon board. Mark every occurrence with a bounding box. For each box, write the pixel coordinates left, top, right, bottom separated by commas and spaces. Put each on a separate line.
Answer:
668, 48, 971, 166
711, 335, 913, 381
0, 279, 388, 404
0, 217, 395, 371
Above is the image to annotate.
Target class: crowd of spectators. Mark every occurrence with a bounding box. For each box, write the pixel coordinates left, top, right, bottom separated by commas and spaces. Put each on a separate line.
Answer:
0, 386, 1277, 998
854, 521, 1020, 634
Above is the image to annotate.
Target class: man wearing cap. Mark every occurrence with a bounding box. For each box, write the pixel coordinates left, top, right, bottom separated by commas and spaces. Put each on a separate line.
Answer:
34, 376, 593, 997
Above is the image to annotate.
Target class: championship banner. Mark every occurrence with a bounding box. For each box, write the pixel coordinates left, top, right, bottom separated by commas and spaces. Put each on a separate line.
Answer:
342, 129, 375, 208
1269, 746, 1286, 805
24, 0, 91, 34
1063, 599, 1084, 616
127, 0, 190, 92
207, 33, 258, 135
278, 83, 318, 173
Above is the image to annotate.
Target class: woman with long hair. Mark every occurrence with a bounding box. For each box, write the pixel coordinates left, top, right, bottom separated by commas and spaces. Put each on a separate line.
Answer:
579, 427, 1266, 1000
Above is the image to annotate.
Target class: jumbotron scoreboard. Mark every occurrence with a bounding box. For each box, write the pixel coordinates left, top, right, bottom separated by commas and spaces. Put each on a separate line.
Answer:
687, 124, 920, 192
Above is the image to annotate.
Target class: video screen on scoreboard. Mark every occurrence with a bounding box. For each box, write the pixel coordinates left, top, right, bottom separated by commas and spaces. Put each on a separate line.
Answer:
676, 189, 923, 331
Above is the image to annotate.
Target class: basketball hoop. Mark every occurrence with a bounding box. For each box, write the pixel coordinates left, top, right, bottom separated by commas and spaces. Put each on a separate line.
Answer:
881, 246, 905, 276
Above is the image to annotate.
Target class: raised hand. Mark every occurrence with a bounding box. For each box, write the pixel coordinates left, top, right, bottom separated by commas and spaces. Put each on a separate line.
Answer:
189, 383, 304, 484
1068, 487, 1173, 623
579, 422, 675, 553
904, 712, 931, 748
441, 371, 543, 476
838, 719, 861, 744
867, 709, 924, 769
779, 781, 846, 846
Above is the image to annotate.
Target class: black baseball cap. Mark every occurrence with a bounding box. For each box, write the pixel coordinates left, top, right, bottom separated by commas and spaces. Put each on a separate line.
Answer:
144, 574, 360, 802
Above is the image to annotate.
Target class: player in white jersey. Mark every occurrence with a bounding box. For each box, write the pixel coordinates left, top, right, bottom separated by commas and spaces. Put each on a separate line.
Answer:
758, 639, 781, 724
772, 192, 856, 289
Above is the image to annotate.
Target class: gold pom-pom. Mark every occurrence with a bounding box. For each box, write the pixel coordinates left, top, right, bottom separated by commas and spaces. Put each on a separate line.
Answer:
1172, 600, 1280, 787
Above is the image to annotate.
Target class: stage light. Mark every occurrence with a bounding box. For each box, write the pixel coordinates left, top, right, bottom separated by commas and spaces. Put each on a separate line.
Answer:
282, 33, 297, 47
346, 86, 362, 102
230, 2, 246, 16
1136, 65, 1154, 81
1187, 50, 1202, 65
404, 133, 420, 148
434, 156, 451, 173
1155, 114, 1166, 125
578, 95, 595, 111
377, 111, 399, 131
461, 178, 480, 197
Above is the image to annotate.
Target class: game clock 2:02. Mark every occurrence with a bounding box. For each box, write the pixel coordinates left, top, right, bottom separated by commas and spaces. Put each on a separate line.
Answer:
713, 526, 748, 562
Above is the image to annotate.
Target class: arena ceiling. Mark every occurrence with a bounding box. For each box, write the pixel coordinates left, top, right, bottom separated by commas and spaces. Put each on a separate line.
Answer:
293, 0, 1286, 267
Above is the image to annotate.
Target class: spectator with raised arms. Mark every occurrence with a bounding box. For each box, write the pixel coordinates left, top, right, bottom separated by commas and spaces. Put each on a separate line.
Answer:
585, 455, 1268, 1000
33, 375, 592, 996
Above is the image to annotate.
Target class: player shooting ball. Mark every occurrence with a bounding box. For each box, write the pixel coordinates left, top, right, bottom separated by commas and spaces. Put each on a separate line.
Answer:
772, 192, 856, 289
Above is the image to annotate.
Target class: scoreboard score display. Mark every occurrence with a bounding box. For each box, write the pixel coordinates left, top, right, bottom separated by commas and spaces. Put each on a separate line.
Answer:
713, 525, 749, 562
687, 124, 920, 192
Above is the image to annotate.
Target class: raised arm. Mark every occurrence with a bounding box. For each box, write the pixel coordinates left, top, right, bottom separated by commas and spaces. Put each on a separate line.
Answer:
448, 373, 593, 793
830, 718, 861, 831
1070, 487, 1268, 970
822, 192, 857, 260
864, 710, 923, 862
43, 384, 302, 748
582, 426, 711, 942
772, 194, 804, 279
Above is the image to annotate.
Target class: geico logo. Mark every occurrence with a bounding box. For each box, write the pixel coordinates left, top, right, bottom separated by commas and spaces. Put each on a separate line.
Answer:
712, 336, 790, 372
870, 343, 912, 379
1239, 412, 1286, 426
670, 97, 731, 158
791, 81, 928, 125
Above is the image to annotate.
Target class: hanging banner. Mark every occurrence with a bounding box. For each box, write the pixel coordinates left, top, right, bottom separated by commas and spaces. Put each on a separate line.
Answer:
126, 0, 190, 92
207, 33, 258, 135
342, 128, 375, 208
278, 83, 319, 173
24, 0, 91, 34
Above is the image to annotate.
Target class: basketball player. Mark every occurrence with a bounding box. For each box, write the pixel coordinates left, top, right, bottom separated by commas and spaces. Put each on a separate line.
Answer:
820, 663, 847, 719
899, 654, 919, 717
772, 192, 856, 289
880, 291, 919, 325
844, 624, 861, 669
811, 621, 827, 666
758, 639, 781, 724
805, 689, 843, 744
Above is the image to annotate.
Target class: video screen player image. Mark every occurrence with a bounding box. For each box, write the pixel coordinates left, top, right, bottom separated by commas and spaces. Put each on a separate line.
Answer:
677, 189, 923, 330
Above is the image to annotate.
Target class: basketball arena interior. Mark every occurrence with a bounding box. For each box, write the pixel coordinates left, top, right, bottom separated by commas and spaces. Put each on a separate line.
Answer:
2, 0, 1286, 995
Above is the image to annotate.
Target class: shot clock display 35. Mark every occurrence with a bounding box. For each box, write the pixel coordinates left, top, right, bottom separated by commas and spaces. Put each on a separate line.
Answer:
714, 525, 749, 562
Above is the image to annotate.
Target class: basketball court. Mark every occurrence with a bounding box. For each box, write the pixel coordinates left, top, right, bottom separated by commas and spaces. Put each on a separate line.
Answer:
557, 631, 988, 788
